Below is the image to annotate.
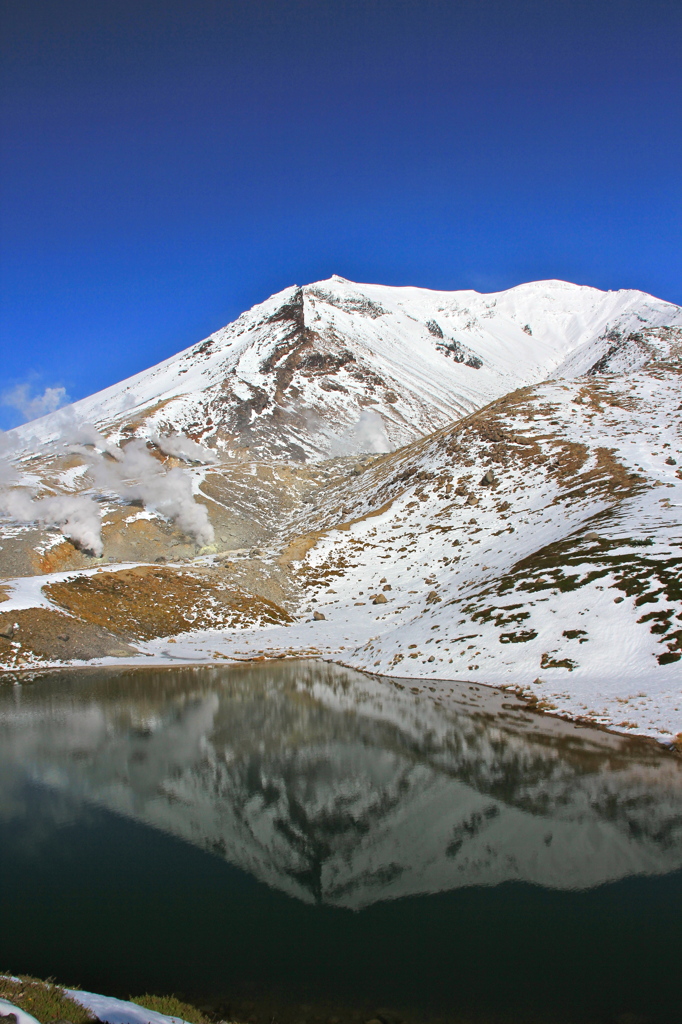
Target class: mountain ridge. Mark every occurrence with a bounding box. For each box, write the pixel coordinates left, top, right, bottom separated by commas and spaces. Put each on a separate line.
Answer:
13, 275, 682, 461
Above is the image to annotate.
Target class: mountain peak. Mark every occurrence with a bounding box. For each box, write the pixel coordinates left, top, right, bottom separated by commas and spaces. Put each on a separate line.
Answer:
11, 277, 682, 464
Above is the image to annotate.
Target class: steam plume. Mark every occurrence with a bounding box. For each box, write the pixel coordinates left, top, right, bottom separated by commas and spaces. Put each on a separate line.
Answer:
0, 481, 103, 556
0, 425, 215, 556
88, 438, 214, 547
329, 410, 391, 456
150, 432, 218, 464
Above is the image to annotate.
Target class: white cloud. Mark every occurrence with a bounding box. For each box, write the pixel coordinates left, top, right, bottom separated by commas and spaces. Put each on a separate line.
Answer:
1, 384, 69, 423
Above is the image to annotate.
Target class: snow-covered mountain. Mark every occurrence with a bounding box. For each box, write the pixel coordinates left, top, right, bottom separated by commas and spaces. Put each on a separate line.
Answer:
1, 275, 681, 744
19, 276, 682, 460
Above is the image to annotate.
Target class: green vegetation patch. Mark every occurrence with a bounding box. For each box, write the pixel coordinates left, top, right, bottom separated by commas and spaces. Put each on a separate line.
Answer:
0, 976, 220, 1024
130, 994, 211, 1024
0, 975, 94, 1024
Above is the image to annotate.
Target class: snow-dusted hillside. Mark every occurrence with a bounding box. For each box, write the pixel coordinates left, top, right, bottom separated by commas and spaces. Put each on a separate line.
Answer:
16, 276, 682, 460
1, 276, 681, 745
115, 352, 679, 741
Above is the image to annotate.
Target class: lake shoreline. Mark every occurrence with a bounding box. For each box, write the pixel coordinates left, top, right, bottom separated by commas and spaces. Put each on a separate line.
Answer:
1, 653, 680, 754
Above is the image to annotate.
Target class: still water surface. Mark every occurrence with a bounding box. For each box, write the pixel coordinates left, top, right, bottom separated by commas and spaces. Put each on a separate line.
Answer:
1, 661, 681, 1023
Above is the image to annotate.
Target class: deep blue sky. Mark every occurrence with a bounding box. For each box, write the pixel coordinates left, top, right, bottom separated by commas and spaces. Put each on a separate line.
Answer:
1, 0, 681, 427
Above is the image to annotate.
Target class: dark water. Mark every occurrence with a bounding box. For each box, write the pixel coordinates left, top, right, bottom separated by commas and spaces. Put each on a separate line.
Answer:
1, 661, 681, 1024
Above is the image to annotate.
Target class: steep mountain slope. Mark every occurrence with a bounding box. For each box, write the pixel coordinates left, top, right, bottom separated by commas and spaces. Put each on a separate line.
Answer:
16, 276, 682, 460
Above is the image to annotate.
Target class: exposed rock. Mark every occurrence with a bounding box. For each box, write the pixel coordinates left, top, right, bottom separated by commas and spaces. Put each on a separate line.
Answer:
466, 493, 479, 506
436, 338, 484, 368
313, 611, 326, 620
372, 594, 388, 605
480, 468, 496, 485
426, 591, 441, 604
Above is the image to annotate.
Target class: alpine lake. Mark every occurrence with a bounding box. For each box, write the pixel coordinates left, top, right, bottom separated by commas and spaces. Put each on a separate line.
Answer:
1, 660, 681, 1024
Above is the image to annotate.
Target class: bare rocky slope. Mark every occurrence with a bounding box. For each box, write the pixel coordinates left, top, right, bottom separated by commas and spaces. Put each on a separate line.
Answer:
1, 277, 681, 743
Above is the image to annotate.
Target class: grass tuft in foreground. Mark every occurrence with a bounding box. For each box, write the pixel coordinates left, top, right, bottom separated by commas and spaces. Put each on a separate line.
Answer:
0, 975, 220, 1024
0, 975, 94, 1024
129, 994, 211, 1024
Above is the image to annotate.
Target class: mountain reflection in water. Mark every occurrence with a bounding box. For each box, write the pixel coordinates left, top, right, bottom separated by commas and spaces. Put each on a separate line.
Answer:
1, 660, 681, 909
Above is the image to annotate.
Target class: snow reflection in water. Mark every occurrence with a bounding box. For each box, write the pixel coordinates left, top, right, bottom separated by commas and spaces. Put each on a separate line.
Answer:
1, 660, 682, 907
